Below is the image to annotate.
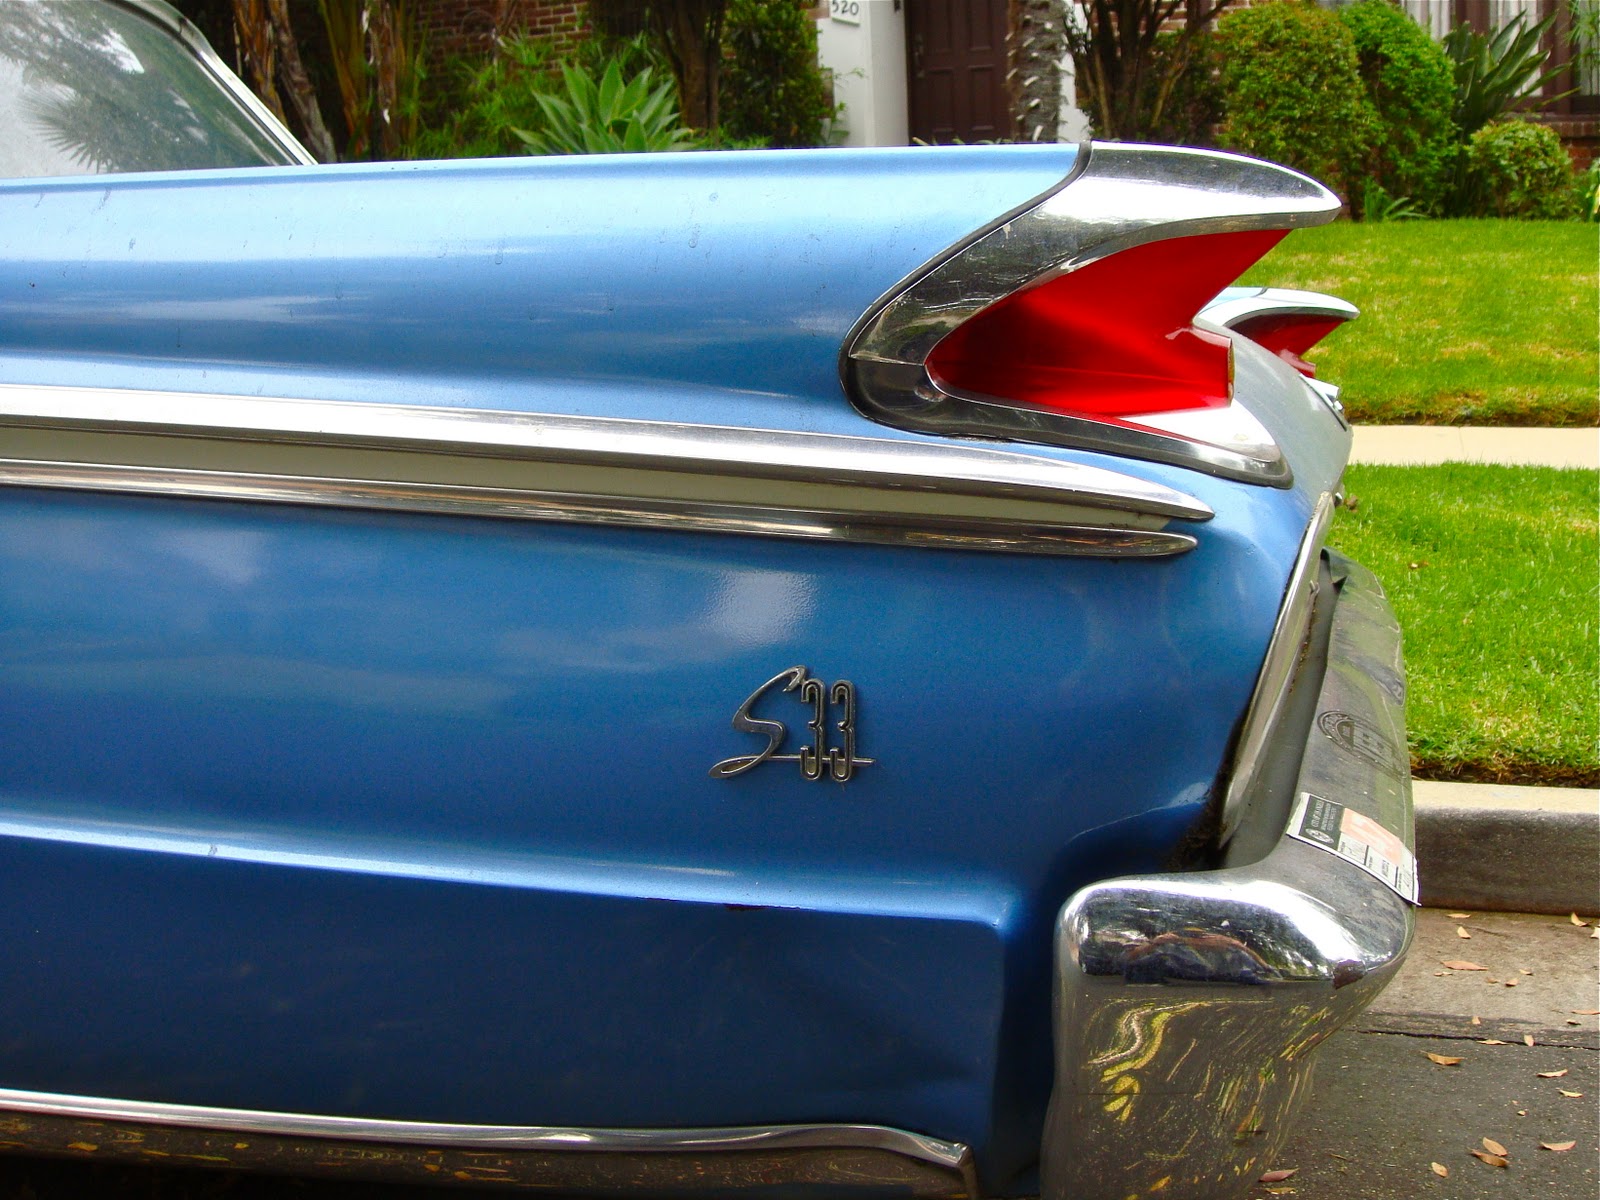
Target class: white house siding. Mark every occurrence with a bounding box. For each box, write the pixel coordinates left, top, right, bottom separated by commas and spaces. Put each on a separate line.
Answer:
814, 1, 909, 147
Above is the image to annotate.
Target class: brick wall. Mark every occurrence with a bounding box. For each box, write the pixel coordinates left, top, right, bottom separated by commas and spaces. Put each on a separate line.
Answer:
416, 0, 588, 61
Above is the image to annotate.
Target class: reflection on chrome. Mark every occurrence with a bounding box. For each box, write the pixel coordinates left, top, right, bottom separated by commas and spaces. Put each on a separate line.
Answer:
1043, 554, 1413, 1200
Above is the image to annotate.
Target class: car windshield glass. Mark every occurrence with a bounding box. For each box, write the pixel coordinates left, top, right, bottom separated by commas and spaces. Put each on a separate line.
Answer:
0, 0, 294, 178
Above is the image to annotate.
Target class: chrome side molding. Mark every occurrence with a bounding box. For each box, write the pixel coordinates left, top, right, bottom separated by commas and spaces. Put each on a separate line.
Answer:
0, 383, 1211, 557
0, 1087, 975, 1196
843, 144, 1344, 487
1221, 491, 1336, 841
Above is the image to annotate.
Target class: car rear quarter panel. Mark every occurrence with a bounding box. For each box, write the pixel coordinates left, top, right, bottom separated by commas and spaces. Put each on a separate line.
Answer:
0, 147, 1326, 1192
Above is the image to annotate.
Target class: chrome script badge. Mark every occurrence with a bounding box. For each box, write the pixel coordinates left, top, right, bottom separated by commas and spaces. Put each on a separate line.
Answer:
710, 666, 873, 782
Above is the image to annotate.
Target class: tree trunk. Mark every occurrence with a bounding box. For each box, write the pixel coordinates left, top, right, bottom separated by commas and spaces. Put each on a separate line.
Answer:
266, 0, 336, 161
656, 0, 725, 131
231, 0, 286, 125
1009, 0, 1066, 142
367, 0, 402, 159
1065, 0, 1233, 140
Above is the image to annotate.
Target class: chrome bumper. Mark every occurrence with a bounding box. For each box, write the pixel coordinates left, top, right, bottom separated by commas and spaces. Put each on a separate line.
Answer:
1043, 552, 1414, 1200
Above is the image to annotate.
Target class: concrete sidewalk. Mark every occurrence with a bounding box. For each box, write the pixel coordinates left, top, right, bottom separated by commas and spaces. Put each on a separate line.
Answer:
1281, 908, 1598, 1200
1351, 425, 1598, 468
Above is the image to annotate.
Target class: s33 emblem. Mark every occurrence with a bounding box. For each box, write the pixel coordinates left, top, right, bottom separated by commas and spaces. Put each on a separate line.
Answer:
710, 665, 873, 782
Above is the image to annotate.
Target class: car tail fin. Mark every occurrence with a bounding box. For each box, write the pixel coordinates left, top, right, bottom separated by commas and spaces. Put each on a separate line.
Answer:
842, 144, 1342, 487
1200, 287, 1360, 379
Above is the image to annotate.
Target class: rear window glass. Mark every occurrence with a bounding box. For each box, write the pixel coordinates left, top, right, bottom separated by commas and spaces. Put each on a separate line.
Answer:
0, 0, 294, 178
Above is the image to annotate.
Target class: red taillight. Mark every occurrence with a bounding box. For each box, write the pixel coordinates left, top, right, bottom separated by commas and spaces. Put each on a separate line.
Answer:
1228, 313, 1343, 377
925, 230, 1286, 419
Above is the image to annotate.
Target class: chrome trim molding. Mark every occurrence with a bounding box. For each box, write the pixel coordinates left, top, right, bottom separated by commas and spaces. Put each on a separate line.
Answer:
0, 1088, 967, 1165
843, 144, 1343, 487
0, 1089, 975, 1196
1043, 552, 1413, 1200
1221, 491, 1337, 840
0, 383, 1212, 558
1199, 287, 1360, 332
113, 0, 318, 166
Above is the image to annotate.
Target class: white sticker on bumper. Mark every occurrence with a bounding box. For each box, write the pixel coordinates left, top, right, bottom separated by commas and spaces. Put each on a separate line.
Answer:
1288, 791, 1419, 904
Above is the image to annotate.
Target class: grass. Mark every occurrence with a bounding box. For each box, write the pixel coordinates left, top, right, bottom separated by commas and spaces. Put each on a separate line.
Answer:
1239, 220, 1599, 427
1329, 463, 1599, 786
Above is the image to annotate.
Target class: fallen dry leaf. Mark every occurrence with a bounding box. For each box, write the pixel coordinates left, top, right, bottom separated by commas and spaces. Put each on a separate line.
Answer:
1448, 912, 1471, 919
1258, 1168, 1298, 1183
1481, 1039, 1509, 1045
1572, 1009, 1600, 1015
1430, 1162, 1449, 1177
1426, 1052, 1464, 1066
1505, 979, 1519, 987
1457, 926, 1472, 939
1481, 1137, 1508, 1157
1471, 1015, 1482, 1026
1559, 1090, 1584, 1098
1441, 960, 1487, 971
1519, 969, 1533, 975
1591, 928, 1598, 939
1571, 913, 1588, 927
66, 1141, 96, 1152
1469, 1150, 1509, 1168
1487, 977, 1501, 984
1524, 1035, 1536, 1047
1541, 1141, 1577, 1152
1538, 1069, 1569, 1078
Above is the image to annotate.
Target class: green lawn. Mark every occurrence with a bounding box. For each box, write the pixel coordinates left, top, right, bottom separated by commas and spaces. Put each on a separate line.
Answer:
1330, 464, 1599, 786
1240, 220, 1599, 427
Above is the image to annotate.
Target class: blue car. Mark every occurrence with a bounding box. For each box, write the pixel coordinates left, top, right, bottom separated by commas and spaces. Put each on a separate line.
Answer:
0, 3, 1414, 1198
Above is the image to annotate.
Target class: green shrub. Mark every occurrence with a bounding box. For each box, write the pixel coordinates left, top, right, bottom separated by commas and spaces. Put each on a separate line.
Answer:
413, 34, 664, 160
719, 0, 833, 148
1577, 161, 1600, 223
1338, 0, 1456, 214
1356, 179, 1422, 223
412, 37, 562, 159
1442, 12, 1571, 213
1464, 120, 1578, 219
514, 58, 699, 154
1215, 1, 1377, 202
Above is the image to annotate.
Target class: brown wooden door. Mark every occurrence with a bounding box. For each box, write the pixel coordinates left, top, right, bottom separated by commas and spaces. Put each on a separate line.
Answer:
906, 0, 1013, 144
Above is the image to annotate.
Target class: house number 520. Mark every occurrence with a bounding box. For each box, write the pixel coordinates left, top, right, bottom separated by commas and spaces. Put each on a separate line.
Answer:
709, 666, 873, 782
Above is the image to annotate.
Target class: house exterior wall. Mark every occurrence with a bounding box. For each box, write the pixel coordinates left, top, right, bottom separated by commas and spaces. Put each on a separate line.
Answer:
814, 0, 910, 146
416, 0, 586, 61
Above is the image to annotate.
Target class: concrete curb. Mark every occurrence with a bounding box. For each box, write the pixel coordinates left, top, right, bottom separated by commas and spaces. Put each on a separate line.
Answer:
1414, 780, 1599, 916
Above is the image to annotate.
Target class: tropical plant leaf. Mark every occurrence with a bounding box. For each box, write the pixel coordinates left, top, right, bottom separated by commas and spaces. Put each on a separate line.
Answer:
1444, 14, 1572, 138
514, 56, 698, 155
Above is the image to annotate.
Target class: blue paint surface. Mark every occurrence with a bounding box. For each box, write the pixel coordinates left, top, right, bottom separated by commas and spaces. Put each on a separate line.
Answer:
0, 147, 1075, 422
0, 146, 1333, 1193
